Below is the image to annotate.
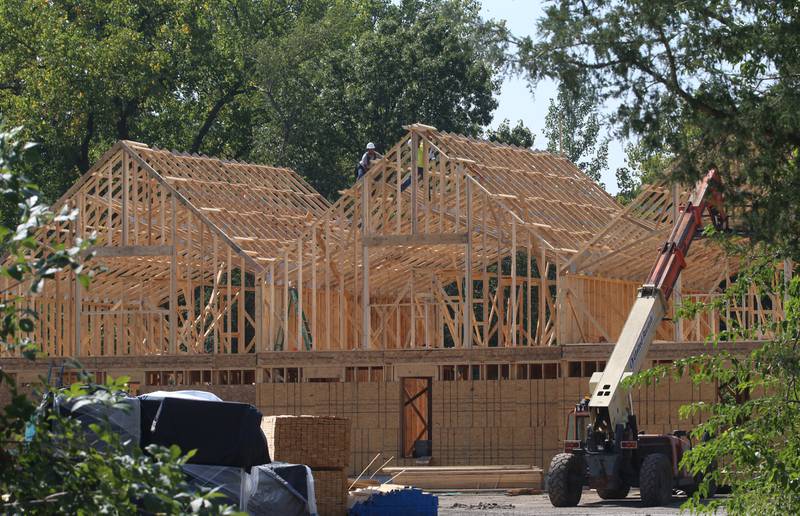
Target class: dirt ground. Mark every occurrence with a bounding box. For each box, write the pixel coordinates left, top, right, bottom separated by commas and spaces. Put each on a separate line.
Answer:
438, 489, 714, 515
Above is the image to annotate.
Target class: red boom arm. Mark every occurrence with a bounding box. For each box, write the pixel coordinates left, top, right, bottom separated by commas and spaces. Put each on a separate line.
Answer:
644, 169, 727, 300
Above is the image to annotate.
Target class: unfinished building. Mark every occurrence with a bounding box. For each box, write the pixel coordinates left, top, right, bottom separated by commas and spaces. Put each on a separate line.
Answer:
0, 124, 782, 474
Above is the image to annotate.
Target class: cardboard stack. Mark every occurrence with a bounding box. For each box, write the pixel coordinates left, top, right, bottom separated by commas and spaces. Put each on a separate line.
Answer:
262, 415, 351, 516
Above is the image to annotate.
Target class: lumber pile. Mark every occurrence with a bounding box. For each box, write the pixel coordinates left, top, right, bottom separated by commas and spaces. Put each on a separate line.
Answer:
313, 469, 348, 516
380, 465, 543, 490
261, 415, 351, 516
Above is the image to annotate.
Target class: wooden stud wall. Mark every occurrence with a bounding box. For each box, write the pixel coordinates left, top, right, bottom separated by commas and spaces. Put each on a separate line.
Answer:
8, 127, 784, 357
2, 143, 314, 357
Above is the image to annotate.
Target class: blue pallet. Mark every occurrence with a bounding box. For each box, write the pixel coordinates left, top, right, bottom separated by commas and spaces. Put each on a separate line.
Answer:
349, 488, 438, 516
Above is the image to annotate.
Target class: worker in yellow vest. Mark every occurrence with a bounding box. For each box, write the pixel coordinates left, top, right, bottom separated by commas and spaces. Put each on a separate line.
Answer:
401, 140, 431, 190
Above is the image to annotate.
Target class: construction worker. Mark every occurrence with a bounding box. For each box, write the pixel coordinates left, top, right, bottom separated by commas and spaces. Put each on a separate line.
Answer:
355, 142, 383, 180
401, 139, 435, 190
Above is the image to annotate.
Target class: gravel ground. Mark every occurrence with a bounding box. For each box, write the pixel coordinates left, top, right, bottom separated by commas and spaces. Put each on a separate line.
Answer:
438, 489, 712, 516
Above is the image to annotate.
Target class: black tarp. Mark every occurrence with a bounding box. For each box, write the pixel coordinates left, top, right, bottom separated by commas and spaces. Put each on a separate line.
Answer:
139, 396, 269, 468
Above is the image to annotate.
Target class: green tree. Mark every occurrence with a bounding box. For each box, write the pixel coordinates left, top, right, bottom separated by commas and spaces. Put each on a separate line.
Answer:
629, 244, 800, 514
0, 0, 508, 205
516, 0, 800, 256
518, 2, 800, 513
543, 82, 608, 186
0, 0, 275, 207
486, 119, 535, 148
253, 0, 508, 198
614, 142, 667, 204
0, 127, 235, 513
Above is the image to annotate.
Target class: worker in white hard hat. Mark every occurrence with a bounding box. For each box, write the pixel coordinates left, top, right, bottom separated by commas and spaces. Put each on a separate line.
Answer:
355, 142, 383, 181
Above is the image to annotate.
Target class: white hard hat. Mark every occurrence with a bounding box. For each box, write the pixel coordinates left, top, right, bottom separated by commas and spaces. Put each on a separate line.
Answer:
366, 142, 376, 150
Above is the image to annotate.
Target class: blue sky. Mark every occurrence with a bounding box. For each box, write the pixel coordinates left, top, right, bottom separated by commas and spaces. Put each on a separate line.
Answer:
480, 0, 625, 194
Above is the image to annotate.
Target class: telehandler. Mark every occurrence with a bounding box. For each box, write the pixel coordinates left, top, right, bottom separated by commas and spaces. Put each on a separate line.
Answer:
547, 169, 727, 507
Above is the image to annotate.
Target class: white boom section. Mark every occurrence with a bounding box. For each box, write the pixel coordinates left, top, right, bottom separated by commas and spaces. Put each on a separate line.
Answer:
589, 291, 667, 427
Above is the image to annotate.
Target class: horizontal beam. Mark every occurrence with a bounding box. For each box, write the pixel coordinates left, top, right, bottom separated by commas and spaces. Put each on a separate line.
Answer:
91, 245, 173, 257
0, 341, 763, 372
363, 233, 469, 247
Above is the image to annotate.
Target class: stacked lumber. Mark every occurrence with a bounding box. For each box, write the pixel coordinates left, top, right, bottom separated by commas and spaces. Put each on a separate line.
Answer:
261, 415, 350, 468
261, 415, 351, 516
380, 465, 543, 490
314, 469, 348, 516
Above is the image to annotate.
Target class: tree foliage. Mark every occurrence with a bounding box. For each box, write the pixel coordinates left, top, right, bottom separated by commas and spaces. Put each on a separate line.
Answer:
485, 119, 534, 148
252, 0, 506, 197
517, 0, 800, 257
520, 3, 800, 512
614, 142, 668, 204
0, 0, 507, 205
543, 82, 608, 185
628, 242, 800, 514
0, 126, 234, 513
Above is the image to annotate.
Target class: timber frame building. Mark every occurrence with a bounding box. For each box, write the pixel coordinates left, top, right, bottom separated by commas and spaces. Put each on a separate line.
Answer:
1, 124, 783, 473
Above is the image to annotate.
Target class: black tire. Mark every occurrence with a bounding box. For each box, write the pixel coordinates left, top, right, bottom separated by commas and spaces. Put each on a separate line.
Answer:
640, 453, 673, 506
597, 484, 631, 499
547, 453, 585, 507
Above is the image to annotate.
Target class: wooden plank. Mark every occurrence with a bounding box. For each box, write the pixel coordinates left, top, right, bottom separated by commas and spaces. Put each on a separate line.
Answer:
361, 174, 371, 350
463, 179, 473, 348
91, 245, 173, 257
363, 233, 469, 247
411, 132, 419, 234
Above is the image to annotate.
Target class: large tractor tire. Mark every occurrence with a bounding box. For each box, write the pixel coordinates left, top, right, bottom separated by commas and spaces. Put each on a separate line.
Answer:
640, 453, 673, 506
547, 453, 585, 507
597, 484, 631, 500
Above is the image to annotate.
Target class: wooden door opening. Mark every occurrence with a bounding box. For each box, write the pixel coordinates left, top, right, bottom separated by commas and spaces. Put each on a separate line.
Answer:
401, 377, 432, 458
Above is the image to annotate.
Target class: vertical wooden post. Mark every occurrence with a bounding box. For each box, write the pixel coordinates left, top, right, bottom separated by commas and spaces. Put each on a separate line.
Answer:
187, 212, 194, 348
122, 154, 129, 245
169, 196, 177, 353
255, 273, 264, 352
511, 218, 517, 347
463, 179, 473, 348
496, 221, 503, 347
482, 190, 489, 346
283, 250, 290, 350
396, 147, 402, 234
239, 256, 246, 353
325, 222, 331, 349
410, 273, 416, 348
311, 226, 317, 350
74, 197, 83, 356
227, 248, 233, 353
297, 238, 303, 352
361, 175, 371, 349
555, 254, 563, 345
423, 140, 430, 234
269, 262, 276, 350
212, 234, 218, 354
539, 245, 546, 344
411, 132, 419, 235
526, 231, 532, 346
132, 162, 139, 245
107, 163, 113, 245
